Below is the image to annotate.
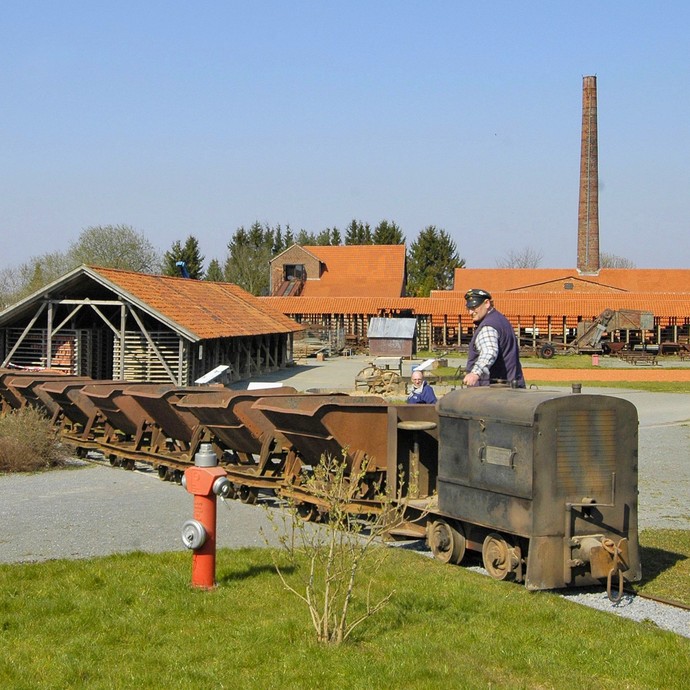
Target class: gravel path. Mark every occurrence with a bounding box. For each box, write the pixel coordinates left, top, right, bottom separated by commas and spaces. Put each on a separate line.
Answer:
0, 459, 282, 564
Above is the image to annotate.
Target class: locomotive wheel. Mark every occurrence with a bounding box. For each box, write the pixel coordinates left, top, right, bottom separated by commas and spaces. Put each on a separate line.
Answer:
122, 459, 136, 471
158, 465, 169, 480
428, 520, 466, 565
109, 455, 120, 467
482, 533, 518, 581
238, 485, 258, 505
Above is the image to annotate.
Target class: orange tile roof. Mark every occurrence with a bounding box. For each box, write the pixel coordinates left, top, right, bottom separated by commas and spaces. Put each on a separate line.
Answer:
298, 245, 406, 298
91, 267, 302, 340
453, 268, 690, 294
262, 292, 690, 324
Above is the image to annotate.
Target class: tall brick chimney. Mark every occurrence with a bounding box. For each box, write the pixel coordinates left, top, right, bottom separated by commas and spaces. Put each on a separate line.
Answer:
577, 75, 600, 274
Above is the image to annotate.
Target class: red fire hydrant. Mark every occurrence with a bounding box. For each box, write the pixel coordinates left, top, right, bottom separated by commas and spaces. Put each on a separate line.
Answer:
181, 443, 231, 590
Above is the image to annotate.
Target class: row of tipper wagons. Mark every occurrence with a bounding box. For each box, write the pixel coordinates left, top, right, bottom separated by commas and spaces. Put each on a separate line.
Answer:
0, 368, 641, 594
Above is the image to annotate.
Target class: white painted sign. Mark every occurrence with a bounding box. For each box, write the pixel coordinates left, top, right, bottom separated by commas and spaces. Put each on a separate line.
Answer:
194, 365, 230, 384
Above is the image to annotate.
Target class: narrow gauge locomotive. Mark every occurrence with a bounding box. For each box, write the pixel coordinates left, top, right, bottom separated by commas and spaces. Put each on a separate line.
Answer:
0, 369, 641, 593
428, 387, 640, 591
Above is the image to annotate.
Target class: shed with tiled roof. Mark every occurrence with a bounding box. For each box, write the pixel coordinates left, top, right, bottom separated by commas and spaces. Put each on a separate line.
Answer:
0, 265, 302, 384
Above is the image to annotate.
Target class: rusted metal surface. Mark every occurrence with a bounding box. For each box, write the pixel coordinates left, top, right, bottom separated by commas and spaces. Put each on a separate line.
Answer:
436, 387, 640, 590
253, 394, 390, 513
176, 387, 298, 456
125, 384, 218, 446
176, 387, 301, 497
81, 383, 155, 459
1, 367, 642, 595
383, 404, 440, 539
387, 404, 439, 500
39, 379, 107, 432
254, 394, 388, 469
0, 369, 73, 412
8, 375, 91, 419
81, 383, 149, 438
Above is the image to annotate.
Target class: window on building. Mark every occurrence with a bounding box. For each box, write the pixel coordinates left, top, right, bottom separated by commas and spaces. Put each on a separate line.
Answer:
284, 264, 305, 281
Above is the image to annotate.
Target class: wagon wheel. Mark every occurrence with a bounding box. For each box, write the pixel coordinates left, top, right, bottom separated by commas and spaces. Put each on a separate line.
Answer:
355, 364, 382, 390
428, 520, 466, 565
482, 532, 519, 581
379, 370, 402, 394
238, 485, 258, 505
355, 473, 383, 500
539, 343, 556, 359
223, 481, 239, 500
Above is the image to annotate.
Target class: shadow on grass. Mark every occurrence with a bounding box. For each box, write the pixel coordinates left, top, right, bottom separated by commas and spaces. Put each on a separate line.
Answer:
217, 562, 295, 584
638, 544, 688, 585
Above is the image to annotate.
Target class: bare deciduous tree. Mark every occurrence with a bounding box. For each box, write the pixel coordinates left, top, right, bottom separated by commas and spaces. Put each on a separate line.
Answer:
600, 251, 635, 269
68, 224, 161, 273
495, 247, 543, 268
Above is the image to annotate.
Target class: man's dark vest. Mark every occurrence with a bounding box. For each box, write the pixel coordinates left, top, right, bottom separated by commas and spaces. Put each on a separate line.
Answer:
467, 309, 525, 387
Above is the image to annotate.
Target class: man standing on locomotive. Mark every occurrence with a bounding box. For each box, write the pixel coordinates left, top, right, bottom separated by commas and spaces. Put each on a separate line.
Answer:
463, 288, 525, 388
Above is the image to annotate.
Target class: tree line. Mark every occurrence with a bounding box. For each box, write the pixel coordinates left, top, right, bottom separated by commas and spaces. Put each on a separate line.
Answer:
0, 220, 464, 307
0, 220, 633, 309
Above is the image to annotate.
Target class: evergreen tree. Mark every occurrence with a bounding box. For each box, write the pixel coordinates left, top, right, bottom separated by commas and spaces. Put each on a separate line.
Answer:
344, 219, 372, 245
204, 258, 225, 282
315, 228, 341, 245
223, 221, 274, 295
273, 224, 285, 255
162, 235, 205, 278
407, 226, 465, 296
373, 220, 405, 245
296, 228, 318, 245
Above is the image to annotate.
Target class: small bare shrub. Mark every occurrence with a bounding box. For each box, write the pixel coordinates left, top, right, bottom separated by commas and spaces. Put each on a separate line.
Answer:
263, 452, 419, 645
0, 406, 70, 473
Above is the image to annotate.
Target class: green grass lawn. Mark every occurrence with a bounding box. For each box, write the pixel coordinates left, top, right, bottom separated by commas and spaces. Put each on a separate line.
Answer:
1, 530, 688, 690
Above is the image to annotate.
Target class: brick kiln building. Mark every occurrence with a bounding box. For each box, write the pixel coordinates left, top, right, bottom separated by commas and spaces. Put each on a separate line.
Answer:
262, 76, 689, 352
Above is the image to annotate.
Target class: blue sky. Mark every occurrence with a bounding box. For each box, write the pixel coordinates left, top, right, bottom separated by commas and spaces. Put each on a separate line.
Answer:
2, 1, 689, 270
